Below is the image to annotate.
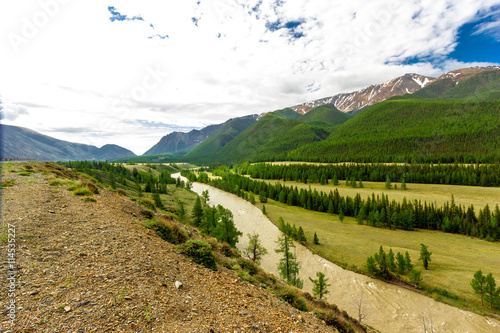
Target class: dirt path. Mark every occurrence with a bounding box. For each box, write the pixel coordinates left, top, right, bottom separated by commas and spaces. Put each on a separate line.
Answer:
178, 175, 500, 333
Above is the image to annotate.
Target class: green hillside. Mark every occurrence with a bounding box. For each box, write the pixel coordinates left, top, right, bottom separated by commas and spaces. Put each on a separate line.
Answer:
440, 70, 500, 101
186, 112, 330, 163
413, 78, 456, 99
288, 99, 500, 163
414, 70, 500, 101
186, 115, 257, 159
272, 108, 302, 119
298, 104, 352, 125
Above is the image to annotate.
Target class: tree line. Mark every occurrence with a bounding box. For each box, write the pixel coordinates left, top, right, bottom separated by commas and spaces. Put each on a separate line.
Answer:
240, 162, 500, 187
183, 169, 500, 241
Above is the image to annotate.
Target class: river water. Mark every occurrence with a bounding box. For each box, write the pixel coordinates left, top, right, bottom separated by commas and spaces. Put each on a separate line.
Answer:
175, 174, 500, 333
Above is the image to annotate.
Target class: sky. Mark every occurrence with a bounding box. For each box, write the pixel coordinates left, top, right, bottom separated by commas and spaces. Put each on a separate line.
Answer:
1, 0, 499, 155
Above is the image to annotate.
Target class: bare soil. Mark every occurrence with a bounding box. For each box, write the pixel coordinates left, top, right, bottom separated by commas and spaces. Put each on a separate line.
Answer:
1, 168, 336, 332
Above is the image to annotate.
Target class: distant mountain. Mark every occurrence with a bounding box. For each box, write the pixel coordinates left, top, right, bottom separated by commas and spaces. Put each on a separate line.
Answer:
143, 123, 224, 156
415, 68, 500, 100
186, 115, 258, 159
0, 125, 136, 161
185, 107, 345, 163
292, 73, 435, 114
298, 105, 352, 125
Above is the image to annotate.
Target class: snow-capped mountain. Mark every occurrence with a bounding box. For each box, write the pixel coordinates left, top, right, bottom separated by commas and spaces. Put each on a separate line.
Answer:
292, 73, 435, 114
292, 66, 500, 114
434, 66, 500, 84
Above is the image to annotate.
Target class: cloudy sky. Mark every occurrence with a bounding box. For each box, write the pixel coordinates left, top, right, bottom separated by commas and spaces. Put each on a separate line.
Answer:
1, 0, 499, 154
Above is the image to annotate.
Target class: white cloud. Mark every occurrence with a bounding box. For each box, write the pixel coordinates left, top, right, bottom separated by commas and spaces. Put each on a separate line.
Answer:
0, 0, 498, 154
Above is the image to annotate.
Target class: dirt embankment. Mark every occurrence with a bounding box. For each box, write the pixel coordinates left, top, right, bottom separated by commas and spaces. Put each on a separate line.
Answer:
0, 166, 336, 332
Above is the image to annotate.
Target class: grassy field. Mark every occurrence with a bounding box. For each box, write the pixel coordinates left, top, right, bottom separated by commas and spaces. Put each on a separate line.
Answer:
255, 197, 500, 312
253, 177, 500, 209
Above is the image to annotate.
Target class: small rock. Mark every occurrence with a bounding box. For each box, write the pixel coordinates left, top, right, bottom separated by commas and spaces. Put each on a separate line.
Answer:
297, 315, 303, 322
48, 210, 55, 214
64, 306, 71, 312
29, 290, 39, 296
175, 281, 183, 289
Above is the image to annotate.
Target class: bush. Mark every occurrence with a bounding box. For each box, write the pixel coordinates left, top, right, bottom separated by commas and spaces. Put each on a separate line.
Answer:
137, 198, 157, 212
143, 218, 187, 244
237, 257, 259, 275
73, 187, 93, 196
48, 179, 63, 186
275, 285, 308, 312
177, 240, 218, 271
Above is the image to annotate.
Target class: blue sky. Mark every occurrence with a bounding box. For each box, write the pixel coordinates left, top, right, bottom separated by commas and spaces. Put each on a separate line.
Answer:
0, 0, 499, 154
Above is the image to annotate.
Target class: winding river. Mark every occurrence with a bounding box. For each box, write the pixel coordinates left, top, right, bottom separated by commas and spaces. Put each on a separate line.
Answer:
175, 174, 500, 333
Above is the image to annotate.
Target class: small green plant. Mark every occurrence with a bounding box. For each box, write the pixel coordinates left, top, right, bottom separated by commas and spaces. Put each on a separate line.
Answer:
81, 197, 97, 202
0, 180, 16, 189
144, 303, 152, 322
113, 286, 128, 305
177, 240, 218, 271
64, 277, 74, 289
0, 226, 7, 243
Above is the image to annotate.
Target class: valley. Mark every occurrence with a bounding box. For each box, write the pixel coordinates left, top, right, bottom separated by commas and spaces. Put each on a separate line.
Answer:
179, 173, 500, 332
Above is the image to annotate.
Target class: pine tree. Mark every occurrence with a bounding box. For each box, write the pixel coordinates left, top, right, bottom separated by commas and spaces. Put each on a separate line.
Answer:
192, 196, 204, 226
275, 233, 301, 287
366, 256, 378, 275
385, 175, 392, 189
245, 232, 268, 264
313, 232, 320, 245
297, 226, 307, 243
484, 273, 499, 309
339, 208, 345, 223
419, 243, 432, 270
178, 201, 185, 218
201, 190, 210, 203
387, 249, 396, 271
249, 192, 256, 204
471, 270, 486, 306
405, 251, 413, 271
333, 173, 339, 185
374, 246, 389, 277
396, 252, 406, 274
401, 177, 407, 190
262, 204, 267, 215
213, 205, 242, 247
309, 272, 331, 299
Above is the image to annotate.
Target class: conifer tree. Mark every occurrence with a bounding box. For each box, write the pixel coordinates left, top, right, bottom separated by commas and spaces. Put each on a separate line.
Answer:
192, 196, 204, 226
484, 273, 499, 309
405, 251, 413, 271
309, 272, 331, 299
213, 205, 242, 247
245, 232, 268, 264
275, 233, 301, 287
385, 175, 392, 189
313, 232, 320, 245
471, 270, 486, 306
419, 243, 432, 270
396, 252, 406, 274
339, 208, 345, 223
387, 249, 396, 271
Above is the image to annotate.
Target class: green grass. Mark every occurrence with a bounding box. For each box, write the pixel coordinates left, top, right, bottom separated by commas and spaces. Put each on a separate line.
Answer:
256, 198, 500, 313
73, 187, 93, 196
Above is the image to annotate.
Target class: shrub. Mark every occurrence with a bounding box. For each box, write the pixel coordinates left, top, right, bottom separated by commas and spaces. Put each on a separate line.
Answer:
143, 218, 187, 244
237, 257, 259, 275
116, 189, 126, 196
177, 240, 218, 271
73, 187, 93, 196
137, 198, 157, 212
48, 179, 63, 186
275, 285, 308, 312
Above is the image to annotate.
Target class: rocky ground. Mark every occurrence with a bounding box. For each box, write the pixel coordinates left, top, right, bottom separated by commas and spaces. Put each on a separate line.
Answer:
0, 164, 337, 332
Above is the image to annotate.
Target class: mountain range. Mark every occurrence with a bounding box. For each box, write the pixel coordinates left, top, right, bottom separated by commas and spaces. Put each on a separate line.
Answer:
0, 125, 136, 161
4, 66, 499, 162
